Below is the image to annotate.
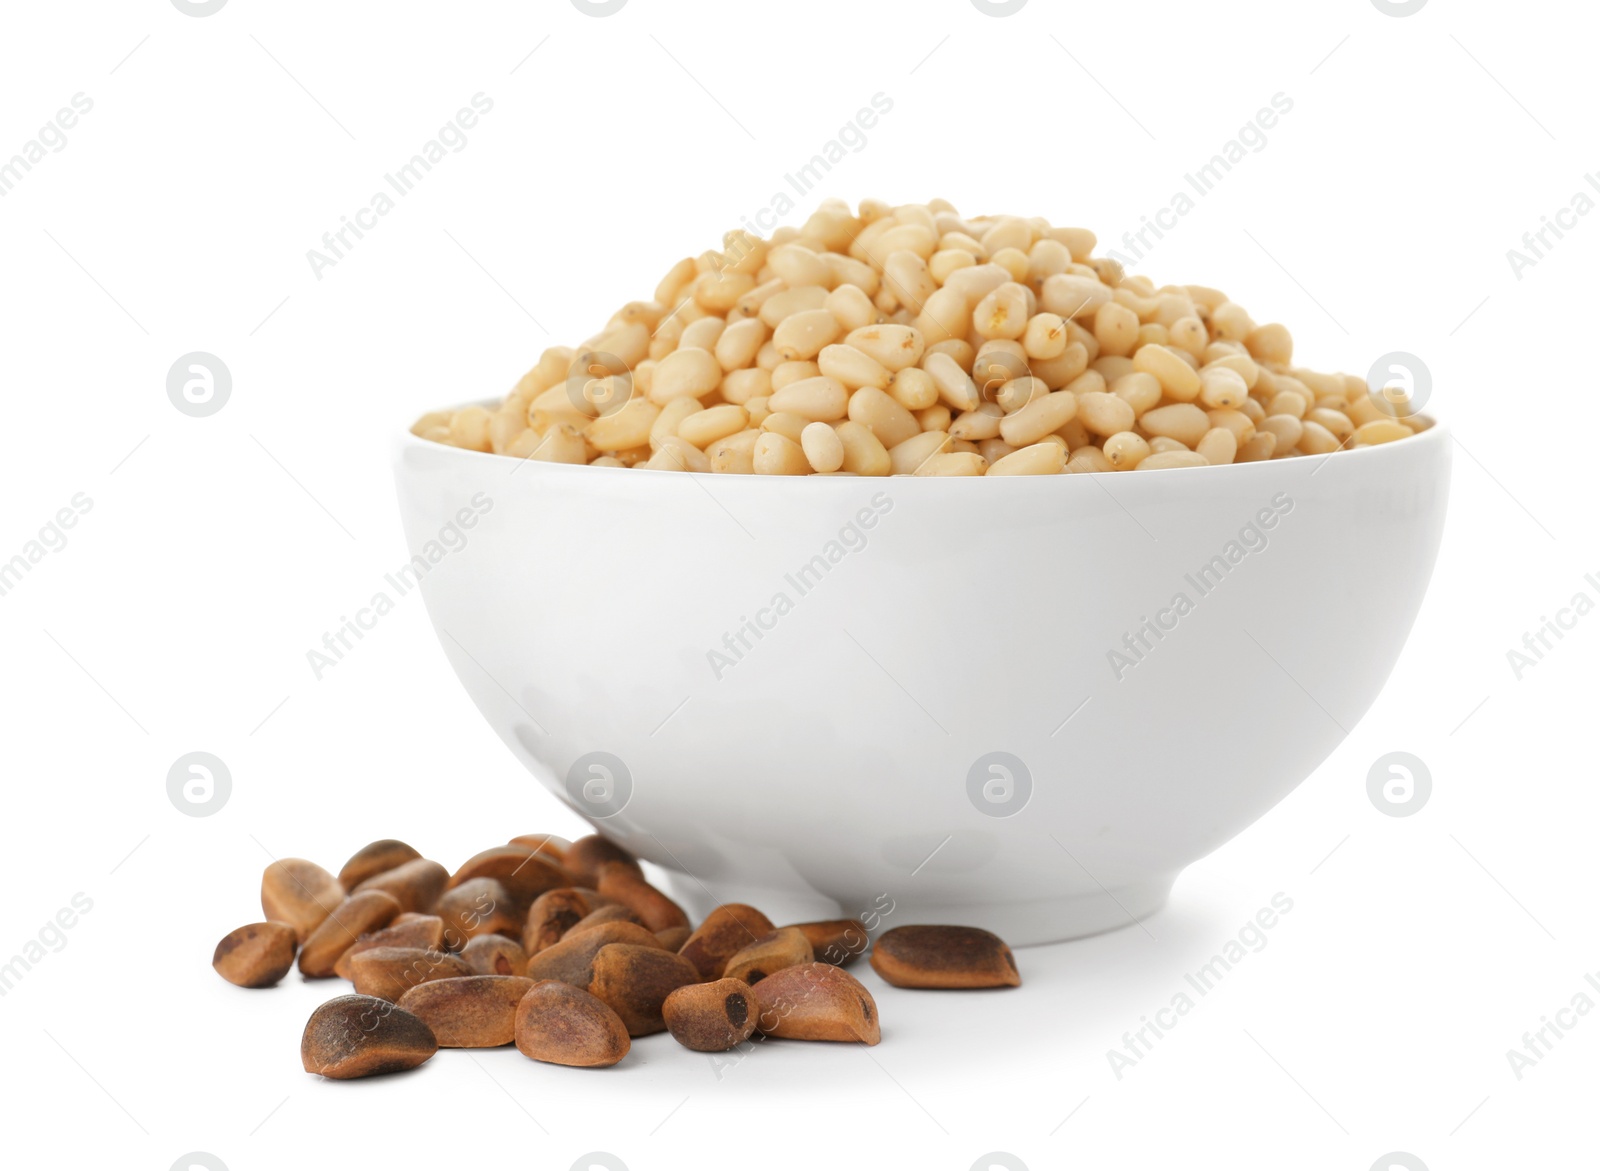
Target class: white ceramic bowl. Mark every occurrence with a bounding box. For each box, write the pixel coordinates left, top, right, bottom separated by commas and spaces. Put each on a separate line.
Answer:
395, 414, 1450, 944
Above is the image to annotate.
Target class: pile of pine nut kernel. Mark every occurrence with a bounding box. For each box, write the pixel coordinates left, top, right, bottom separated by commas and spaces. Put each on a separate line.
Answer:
413, 198, 1429, 475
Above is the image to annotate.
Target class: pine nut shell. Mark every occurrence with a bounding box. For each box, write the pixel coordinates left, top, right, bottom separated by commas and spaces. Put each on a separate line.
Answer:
751, 963, 880, 1045
260, 859, 345, 943
586, 943, 701, 1036
595, 861, 689, 932
460, 933, 528, 977
663, 978, 758, 1052
514, 980, 631, 1068
333, 915, 446, 981
213, 921, 297, 988
301, 994, 438, 1079
678, 904, 776, 980
722, 927, 814, 986
523, 888, 596, 954
347, 946, 473, 1002
353, 858, 449, 914
869, 925, 1021, 989
396, 976, 536, 1047
337, 840, 422, 891
523, 921, 667, 988
562, 835, 641, 887
789, 919, 870, 967
298, 890, 402, 978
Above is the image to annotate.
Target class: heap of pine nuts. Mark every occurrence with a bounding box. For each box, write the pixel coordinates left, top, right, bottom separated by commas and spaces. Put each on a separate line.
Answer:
413, 199, 1428, 475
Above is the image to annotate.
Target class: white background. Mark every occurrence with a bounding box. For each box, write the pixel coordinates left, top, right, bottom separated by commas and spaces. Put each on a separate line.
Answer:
1, 0, 1595, 1168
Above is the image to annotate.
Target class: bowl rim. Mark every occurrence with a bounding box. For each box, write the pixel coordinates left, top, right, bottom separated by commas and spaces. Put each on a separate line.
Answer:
398, 399, 1450, 487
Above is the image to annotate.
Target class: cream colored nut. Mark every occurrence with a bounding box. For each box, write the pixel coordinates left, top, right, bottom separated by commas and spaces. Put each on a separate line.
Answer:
888, 430, 953, 475
882, 250, 936, 312
650, 347, 721, 403
1354, 419, 1413, 445
825, 284, 878, 333
1259, 414, 1303, 451
833, 420, 891, 476
585, 397, 661, 452
1040, 273, 1112, 319
1307, 407, 1355, 441
1022, 313, 1068, 360
847, 386, 921, 449
950, 403, 1005, 441
915, 451, 987, 476
1133, 344, 1202, 401
1102, 431, 1150, 470
644, 434, 710, 472
720, 367, 771, 405
1196, 427, 1237, 465
650, 397, 704, 447
1245, 322, 1293, 365
714, 317, 767, 372
760, 411, 809, 445
943, 263, 1011, 307
1198, 367, 1249, 409
1065, 446, 1115, 473
771, 360, 820, 391
889, 367, 938, 411
1075, 391, 1135, 438
1139, 450, 1209, 470
758, 286, 830, 328
677, 404, 750, 449
987, 442, 1066, 476
1236, 432, 1278, 462
818, 344, 892, 391
911, 285, 972, 345
845, 325, 925, 372
923, 351, 980, 412
766, 243, 832, 288
1112, 372, 1162, 414
1297, 419, 1341, 454
800, 421, 845, 472
769, 376, 849, 422
972, 282, 1030, 341
999, 390, 1077, 447
1140, 403, 1210, 447
1207, 408, 1255, 443
773, 308, 842, 361
752, 432, 811, 475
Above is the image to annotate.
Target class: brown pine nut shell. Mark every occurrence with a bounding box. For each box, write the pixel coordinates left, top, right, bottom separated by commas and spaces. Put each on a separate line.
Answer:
213, 921, 297, 988
663, 978, 758, 1052
298, 890, 402, 978
459, 933, 527, 976
301, 994, 437, 1079
523, 921, 666, 988
261, 859, 345, 943
586, 943, 701, 1036
679, 904, 775, 980
513, 980, 631, 1068
396, 976, 536, 1047
868, 925, 1020, 989
751, 963, 880, 1045
722, 927, 814, 986
595, 861, 688, 932
347, 946, 473, 1002
334, 916, 445, 981
337, 840, 422, 891
354, 858, 449, 914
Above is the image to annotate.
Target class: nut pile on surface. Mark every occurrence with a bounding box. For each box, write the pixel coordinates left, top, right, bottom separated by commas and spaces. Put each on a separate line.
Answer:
213, 834, 1020, 1078
413, 198, 1428, 476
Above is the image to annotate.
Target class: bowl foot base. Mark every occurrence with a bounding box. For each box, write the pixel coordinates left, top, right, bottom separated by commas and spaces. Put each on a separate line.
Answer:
657, 871, 1176, 948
